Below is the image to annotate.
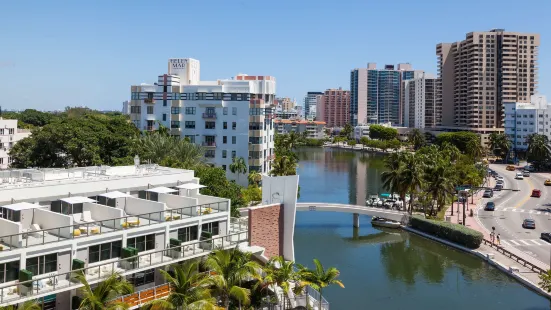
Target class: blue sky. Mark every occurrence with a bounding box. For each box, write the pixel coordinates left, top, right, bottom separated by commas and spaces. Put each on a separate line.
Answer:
0, 0, 549, 111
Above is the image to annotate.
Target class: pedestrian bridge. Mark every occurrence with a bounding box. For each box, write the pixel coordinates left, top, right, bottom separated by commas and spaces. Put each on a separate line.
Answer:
296, 203, 408, 227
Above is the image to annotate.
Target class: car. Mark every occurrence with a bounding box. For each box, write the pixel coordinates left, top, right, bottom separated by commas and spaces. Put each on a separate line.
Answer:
523, 170, 531, 177
506, 165, 516, 171
541, 233, 551, 243
531, 189, 542, 198
545, 179, 551, 186
515, 172, 524, 180
483, 189, 493, 198
484, 202, 495, 211
496, 176, 504, 181
496, 180, 504, 185
494, 184, 503, 191
523, 219, 536, 229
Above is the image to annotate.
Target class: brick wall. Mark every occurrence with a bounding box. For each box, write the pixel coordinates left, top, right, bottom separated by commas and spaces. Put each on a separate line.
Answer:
248, 204, 284, 258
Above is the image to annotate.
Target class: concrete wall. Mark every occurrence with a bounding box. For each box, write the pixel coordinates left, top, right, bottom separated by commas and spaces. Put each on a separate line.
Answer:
33, 208, 73, 239
248, 204, 283, 258
158, 193, 198, 210
84, 202, 124, 229
0, 218, 21, 247
126, 197, 166, 222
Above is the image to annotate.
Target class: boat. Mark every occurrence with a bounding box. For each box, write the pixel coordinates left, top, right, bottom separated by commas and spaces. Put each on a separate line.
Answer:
371, 217, 401, 229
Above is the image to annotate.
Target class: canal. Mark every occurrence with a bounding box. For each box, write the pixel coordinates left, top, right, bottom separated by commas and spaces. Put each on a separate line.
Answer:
294, 147, 550, 310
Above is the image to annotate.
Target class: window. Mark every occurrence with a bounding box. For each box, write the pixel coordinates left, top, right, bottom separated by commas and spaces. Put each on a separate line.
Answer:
88, 241, 122, 264
26, 254, 57, 276
130, 106, 141, 113
147, 106, 154, 114
171, 121, 180, 129
249, 137, 263, 144
205, 150, 215, 158
214, 93, 223, 100
206, 107, 215, 115
231, 150, 236, 158
223, 107, 228, 115
249, 108, 264, 115
171, 107, 180, 114
222, 165, 226, 171
223, 136, 227, 144
249, 122, 263, 130
163, 100, 167, 107
202, 222, 219, 235
162, 114, 167, 121
223, 122, 228, 129
0, 260, 19, 283
249, 151, 261, 159
222, 150, 227, 158
232, 136, 236, 144
232, 107, 237, 115
177, 225, 198, 242
185, 121, 195, 129
232, 122, 236, 130
205, 122, 216, 129
185, 135, 195, 143
185, 107, 196, 115
127, 234, 155, 252
127, 268, 155, 287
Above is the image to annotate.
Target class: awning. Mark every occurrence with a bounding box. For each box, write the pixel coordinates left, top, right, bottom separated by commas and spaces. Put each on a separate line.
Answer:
175, 183, 206, 190
1, 202, 40, 211
146, 187, 178, 194
60, 197, 96, 204
99, 191, 133, 199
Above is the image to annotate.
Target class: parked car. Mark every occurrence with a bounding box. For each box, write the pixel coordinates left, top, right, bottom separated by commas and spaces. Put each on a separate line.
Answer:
523, 170, 531, 177
523, 219, 536, 229
515, 172, 524, 180
531, 189, 542, 198
506, 165, 516, 171
541, 232, 551, 243
484, 202, 495, 211
483, 190, 493, 198
545, 179, 551, 186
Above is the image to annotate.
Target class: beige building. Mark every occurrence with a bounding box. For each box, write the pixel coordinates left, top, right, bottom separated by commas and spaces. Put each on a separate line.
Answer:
274, 119, 326, 139
436, 29, 540, 145
276, 97, 295, 111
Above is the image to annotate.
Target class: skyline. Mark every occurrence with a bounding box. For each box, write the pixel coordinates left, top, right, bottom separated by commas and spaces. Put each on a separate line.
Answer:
1, 0, 549, 111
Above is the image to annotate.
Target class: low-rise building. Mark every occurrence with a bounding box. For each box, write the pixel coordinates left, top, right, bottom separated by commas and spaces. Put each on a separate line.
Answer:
0, 119, 31, 169
504, 95, 551, 152
274, 119, 326, 139
354, 125, 371, 140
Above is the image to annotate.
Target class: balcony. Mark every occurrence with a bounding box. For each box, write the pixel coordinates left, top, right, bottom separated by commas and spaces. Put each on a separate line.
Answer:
144, 98, 155, 104
202, 113, 217, 119
202, 142, 217, 147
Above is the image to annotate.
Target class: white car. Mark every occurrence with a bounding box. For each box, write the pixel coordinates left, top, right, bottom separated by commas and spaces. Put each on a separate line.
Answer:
496, 176, 504, 181
515, 172, 524, 180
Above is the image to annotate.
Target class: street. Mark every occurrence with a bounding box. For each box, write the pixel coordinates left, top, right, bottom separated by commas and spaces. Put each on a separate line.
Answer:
477, 164, 551, 267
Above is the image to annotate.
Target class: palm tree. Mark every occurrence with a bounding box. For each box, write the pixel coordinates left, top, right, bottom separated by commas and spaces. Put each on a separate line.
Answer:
381, 152, 407, 210
340, 123, 353, 139
465, 139, 483, 160
408, 129, 425, 150
527, 134, 551, 168
270, 155, 298, 176
143, 261, 216, 310
488, 132, 511, 159
287, 131, 302, 150
229, 157, 247, 184
424, 164, 455, 216
539, 269, 551, 292
134, 133, 205, 169
401, 153, 424, 214
260, 256, 300, 299
0, 300, 41, 310
203, 248, 262, 309
247, 171, 262, 187
76, 272, 133, 310
298, 259, 344, 308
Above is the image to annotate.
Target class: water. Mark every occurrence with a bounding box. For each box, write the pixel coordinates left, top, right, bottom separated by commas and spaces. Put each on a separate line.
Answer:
294, 147, 550, 310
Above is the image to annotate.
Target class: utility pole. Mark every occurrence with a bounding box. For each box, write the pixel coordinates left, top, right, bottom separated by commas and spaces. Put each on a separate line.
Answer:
462, 196, 466, 226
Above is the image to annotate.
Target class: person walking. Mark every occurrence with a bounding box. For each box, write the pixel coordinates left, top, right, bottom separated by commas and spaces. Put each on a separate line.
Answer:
490, 231, 495, 243
497, 234, 501, 245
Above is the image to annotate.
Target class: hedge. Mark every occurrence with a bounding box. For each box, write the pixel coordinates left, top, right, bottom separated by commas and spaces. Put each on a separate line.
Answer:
409, 215, 483, 249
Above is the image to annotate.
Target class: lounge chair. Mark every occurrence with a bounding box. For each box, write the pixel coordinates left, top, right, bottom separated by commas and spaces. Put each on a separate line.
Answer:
30, 224, 42, 237
81, 211, 94, 223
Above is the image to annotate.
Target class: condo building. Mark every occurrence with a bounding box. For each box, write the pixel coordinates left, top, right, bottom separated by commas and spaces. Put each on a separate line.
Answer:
274, 119, 326, 139
403, 73, 439, 128
304, 92, 323, 120
316, 88, 350, 128
128, 59, 276, 185
275, 97, 295, 112
436, 29, 540, 144
504, 95, 551, 152
350, 63, 423, 126
0, 119, 31, 169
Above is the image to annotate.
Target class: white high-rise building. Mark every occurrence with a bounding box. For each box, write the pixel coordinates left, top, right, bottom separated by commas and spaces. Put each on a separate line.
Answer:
0, 119, 31, 169
304, 92, 323, 120
403, 73, 438, 128
504, 95, 551, 152
129, 59, 276, 185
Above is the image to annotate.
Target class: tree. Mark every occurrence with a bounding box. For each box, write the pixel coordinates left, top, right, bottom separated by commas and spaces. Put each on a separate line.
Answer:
229, 157, 247, 184
247, 171, 262, 187
194, 165, 246, 217
401, 153, 425, 214
298, 259, 344, 307
143, 261, 216, 310
270, 155, 298, 176
488, 132, 511, 159
203, 248, 261, 309
465, 139, 483, 160
539, 269, 551, 293
408, 129, 426, 150
369, 125, 397, 140
134, 133, 205, 169
435, 131, 479, 153
527, 134, 551, 167
75, 272, 133, 310
261, 256, 302, 298
0, 300, 41, 310
340, 123, 353, 139
381, 152, 407, 210
424, 163, 455, 216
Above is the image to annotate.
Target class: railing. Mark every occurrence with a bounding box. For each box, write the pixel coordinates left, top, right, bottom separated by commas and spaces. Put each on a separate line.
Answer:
0, 231, 248, 305
261, 285, 329, 310
202, 142, 217, 147
144, 98, 155, 104
482, 239, 547, 274
0, 201, 230, 251
202, 113, 217, 119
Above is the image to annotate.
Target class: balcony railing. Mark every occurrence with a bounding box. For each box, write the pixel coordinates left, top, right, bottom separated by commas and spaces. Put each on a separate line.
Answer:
202, 113, 217, 119
202, 142, 217, 147
0, 230, 249, 306
144, 98, 155, 104
0, 201, 230, 251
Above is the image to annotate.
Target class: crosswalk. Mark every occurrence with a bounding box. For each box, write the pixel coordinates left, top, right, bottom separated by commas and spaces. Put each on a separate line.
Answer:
501, 239, 551, 247
495, 207, 551, 215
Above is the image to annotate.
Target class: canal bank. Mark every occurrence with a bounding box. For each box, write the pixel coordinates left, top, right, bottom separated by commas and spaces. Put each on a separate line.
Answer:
295, 147, 551, 309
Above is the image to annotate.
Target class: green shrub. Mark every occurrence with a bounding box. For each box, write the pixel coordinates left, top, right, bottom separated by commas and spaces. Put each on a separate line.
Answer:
409, 215, 483, 249
347, 139, 356, 146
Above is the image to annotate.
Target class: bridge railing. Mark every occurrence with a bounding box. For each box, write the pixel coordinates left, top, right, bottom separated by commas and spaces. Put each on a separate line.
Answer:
482, 239, 547, 274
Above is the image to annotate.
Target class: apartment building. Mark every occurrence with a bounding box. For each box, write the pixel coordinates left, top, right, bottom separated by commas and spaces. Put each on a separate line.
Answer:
436, 29, 540, 145
403, 73, 439, 128
504, 95, 551, 153
0, 165, 249, 309
274, 107, 298, 120
275, 97, 295, 112
304, 92, 323, 120
128, 59, 276, 185
350, 63, 423, 126
274, 119, 326, 139
0, 119, 31, 169
317, 88, 350, 128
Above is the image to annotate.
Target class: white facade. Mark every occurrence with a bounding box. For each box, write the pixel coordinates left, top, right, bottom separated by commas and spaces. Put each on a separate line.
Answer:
504, 95, 551, 151
403, 73, 437, 129
354, 125, 371, 140
129, 59, 277, 185
122, 100, 130, 114
0, 119, 31, 169
304, 92, 323, 120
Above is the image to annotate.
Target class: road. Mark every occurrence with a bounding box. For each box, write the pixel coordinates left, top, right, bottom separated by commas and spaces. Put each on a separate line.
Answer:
477, 164, 551, 266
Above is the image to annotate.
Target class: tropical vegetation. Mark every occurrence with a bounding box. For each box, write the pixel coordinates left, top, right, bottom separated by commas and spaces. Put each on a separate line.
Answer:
526, 134, 551, 170
539, 269, 551, 293
75, 272, 134, 310
407, 128, 426, 150
410, 215, 484, 249
488, 132, 511, 160
435, 131, 480, 154
368, 124, 398, 140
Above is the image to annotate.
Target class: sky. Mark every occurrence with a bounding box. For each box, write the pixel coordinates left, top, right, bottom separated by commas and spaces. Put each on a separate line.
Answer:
0, 0, 549, 111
